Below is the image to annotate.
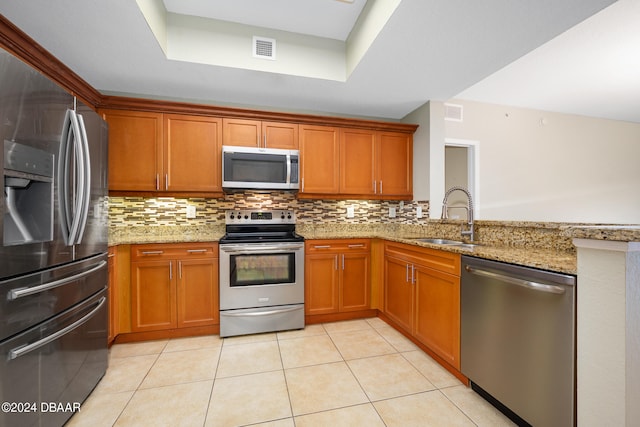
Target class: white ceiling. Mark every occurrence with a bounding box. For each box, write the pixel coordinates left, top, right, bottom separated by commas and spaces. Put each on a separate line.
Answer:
1, 0, 637, 123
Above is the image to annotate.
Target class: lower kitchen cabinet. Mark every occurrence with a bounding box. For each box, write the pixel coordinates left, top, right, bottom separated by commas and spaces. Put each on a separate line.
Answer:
384, 242, 461, 369
130, 243, 219, 333
305, 239, 370, 316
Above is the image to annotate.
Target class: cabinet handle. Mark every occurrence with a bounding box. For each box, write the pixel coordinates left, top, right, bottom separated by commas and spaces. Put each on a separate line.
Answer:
155, 174, 159, 191
141, 250, 164, 255
342, 254, 345, 270
301, 177, 305, 192
373, 180, 377, 194
313, 245, 331, 249
169, 261, 173, 280
186, 249, 208, 253
411, 264, 416, 284
334, 255, 338, 270
165, 174, 168, 190
263, 134, 267, 147
178, 261, 182, 279
380, 181, 383, 194
348, 244, 364, 248
406, 264, 409, 282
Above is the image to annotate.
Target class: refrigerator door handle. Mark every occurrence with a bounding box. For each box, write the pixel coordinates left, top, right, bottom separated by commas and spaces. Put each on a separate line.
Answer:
8, 296, 106, 360
74, 112, 91, 244
7, 260, 107, 300
59, 109, 86, 246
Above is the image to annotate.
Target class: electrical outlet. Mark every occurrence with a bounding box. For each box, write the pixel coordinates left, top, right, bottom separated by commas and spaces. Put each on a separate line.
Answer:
346, 206, 355, 218
389, 207, 396, 218
186, 205, 196, 219
416, 206, 423, 218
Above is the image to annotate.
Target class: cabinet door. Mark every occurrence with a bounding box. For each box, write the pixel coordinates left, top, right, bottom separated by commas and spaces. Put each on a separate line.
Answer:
305, 253, 339, 315
104, 110, 163, 191
164, 114, 222, 192
263, 121, 298, 149
340, 252, 370, 312
340, 128, 375, 195
177, 258, 219, 328
131, 260, 176, 332
299, 125, 339, 194
222, 118, 260, 147
384, 255, 414, 333
413, 266, 460, 368
377, 132, 412, 197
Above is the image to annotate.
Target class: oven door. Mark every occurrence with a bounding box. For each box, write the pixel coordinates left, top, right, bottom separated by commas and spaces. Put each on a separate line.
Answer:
219, 242, 304, 310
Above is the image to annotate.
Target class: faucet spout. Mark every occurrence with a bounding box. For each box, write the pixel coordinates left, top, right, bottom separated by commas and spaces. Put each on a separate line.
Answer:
441, 186, 475, 242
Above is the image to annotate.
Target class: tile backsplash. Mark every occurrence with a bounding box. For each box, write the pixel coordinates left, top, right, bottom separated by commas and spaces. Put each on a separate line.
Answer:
108, 192, 430, 227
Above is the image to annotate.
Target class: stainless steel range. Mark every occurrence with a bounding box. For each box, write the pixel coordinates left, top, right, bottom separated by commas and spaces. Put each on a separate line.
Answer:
219, 210, 304, 337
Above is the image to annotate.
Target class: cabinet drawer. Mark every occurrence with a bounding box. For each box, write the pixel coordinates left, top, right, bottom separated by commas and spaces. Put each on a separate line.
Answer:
384, 242, 460, 276
305, 239, 370, 253
131, 243, 218, 261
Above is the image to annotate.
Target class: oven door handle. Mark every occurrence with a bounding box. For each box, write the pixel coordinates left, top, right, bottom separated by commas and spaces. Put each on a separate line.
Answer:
220, 245, 303, 254
221, 306, 302, 317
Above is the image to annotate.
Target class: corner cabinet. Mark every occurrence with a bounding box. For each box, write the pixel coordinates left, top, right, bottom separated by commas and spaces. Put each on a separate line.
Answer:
300, 125, 413, 200
305, 239, 370, 317
102, 109, 222, 194
222, 118, 298, 149
384, 242, 461, 369
130, 243, 219, 333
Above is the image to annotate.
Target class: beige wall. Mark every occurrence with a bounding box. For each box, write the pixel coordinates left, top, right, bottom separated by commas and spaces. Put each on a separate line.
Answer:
439, 100, 640, 223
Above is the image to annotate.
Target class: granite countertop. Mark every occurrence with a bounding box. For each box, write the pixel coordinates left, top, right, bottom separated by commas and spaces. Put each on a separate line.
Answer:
299, 229, 577, 275
108, 222, 640, 276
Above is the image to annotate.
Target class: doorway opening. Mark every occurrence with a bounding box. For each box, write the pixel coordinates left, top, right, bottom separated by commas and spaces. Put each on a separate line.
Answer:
444, 138, 479, 219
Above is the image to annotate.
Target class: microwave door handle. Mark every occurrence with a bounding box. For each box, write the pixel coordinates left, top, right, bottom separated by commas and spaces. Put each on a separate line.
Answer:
286, 154, 291, 184
74, 113, 91, 244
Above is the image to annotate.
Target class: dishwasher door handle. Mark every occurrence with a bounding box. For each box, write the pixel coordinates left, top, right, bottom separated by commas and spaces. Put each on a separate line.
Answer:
465, 265, 566, 295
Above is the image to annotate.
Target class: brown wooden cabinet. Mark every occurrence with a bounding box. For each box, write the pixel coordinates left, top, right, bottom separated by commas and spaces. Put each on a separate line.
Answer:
223, 118, 298, 149
301, 125, 412, 199
299, 125, 340, 195
103, 110, 163, 191
384, 242, 461, 369
130, 243, 219, 333
305, 239, 370, 316
103, 110, 222, 194
340, 128, 413, 198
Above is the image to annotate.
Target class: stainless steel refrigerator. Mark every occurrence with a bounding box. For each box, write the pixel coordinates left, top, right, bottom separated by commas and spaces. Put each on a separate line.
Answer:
0, 47, 108, 427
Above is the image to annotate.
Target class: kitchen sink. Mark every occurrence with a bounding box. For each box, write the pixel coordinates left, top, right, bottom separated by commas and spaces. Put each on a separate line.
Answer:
408, 238, 482, 248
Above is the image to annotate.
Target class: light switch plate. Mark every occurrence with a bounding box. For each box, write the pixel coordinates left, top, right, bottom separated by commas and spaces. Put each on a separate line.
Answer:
389, 207, 396, 218
416, 206, 423, 218
186, 205, 196, 219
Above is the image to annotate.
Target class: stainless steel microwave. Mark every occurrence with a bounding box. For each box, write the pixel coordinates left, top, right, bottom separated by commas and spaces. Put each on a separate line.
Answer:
222, 145, 300, 190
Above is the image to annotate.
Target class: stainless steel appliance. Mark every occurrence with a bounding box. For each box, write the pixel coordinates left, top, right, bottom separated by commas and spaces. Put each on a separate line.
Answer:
0, 47, 108, 427
222, 145, 299, 190
461, 255, 576, 427
219, 210, 304, 337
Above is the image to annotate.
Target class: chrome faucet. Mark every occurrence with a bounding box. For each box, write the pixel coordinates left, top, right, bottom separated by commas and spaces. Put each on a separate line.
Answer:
441, 186, 475, 242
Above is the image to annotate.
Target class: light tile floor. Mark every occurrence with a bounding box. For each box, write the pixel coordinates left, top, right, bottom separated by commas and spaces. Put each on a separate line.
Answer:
67, 318, 515, 427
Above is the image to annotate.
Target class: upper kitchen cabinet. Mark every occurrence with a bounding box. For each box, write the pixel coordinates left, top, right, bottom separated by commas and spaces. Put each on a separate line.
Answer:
376, 131, 413, 197
164, 114, 222, 192
301, 126, 413, 199
299, 124, 340, 194
223, 118, 298, 149
103, 109, 222, 195
104, 110, 163, 192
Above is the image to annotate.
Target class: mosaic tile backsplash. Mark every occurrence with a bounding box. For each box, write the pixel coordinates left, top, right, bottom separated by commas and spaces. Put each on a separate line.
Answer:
108, 192, 431, 227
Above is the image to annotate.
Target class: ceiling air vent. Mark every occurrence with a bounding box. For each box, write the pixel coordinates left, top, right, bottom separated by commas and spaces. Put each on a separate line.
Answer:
253, 36, 276, 60
444, 103, 463, 122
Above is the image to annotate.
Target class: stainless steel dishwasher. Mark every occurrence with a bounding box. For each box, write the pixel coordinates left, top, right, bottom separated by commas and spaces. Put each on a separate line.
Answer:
461, 255, 576, 427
